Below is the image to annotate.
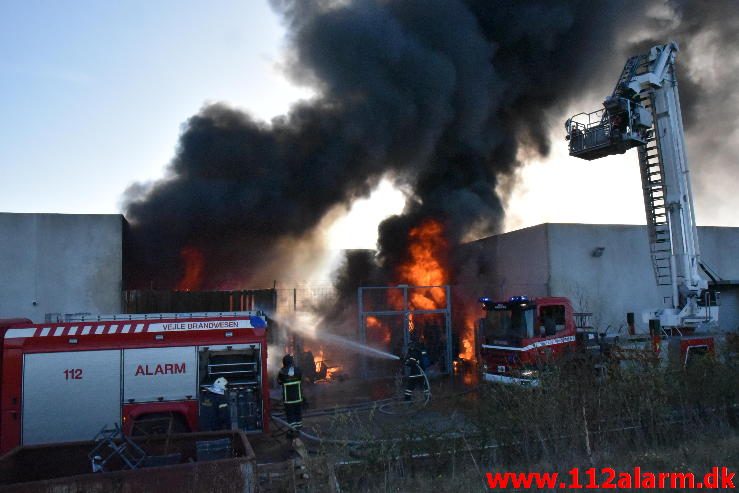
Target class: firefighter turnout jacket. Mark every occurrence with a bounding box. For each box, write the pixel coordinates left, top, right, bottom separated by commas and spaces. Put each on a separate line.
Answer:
278, 366, 303, 404
405, 342, 429, 370
199, 389, 231, 431
404, 342, 429, 400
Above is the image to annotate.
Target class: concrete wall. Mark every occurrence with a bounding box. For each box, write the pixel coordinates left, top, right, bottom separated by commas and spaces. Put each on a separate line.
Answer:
462, 223, 739, 333
546, 224, 665, 331
0, 213, 123, 322
547, 224, 739, 331
459, 224, 549, 301
687, 227, 739, 331
697, 227, 739, 279
719, 289, 739, 332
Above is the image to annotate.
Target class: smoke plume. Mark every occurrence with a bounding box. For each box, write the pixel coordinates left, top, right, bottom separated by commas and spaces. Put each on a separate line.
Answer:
122, 0, 738, 290
622, 1, 739, 226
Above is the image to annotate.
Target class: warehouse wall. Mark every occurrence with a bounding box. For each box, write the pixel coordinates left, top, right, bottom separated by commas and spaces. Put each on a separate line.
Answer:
697, 227, 739, 331
697, 227, 739, 279
547, 224, 739, 331
719, 290, 739, 332
546, 224, 664, 331
0, 213, 123, 322
458, 224, 550, 300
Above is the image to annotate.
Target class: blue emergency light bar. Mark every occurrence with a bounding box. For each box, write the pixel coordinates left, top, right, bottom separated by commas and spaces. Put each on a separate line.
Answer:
478, 297, 497, 311
480, 295, 531, 311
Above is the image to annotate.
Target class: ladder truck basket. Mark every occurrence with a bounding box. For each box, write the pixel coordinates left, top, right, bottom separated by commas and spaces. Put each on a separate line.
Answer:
566, 97, 651, 161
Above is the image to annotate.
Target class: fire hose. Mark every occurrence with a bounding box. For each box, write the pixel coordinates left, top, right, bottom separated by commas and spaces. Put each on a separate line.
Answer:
377, 359, 431, 416
271, 361, 432, 441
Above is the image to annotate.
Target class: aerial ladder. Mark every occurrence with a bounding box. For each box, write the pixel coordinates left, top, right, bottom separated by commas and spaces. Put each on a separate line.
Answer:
565, 42, 719, 331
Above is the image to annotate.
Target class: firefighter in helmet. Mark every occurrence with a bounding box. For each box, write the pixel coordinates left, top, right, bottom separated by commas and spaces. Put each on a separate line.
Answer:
278, 354, 303, 433
403, 338, 430, 401
199, 377, 231, 431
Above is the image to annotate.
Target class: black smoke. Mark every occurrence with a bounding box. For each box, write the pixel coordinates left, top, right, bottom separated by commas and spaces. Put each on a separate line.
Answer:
123, 0, 738, 290
621, 1, 739, 224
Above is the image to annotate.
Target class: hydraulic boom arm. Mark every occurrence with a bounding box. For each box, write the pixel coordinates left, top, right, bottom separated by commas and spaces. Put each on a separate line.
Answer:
565, 42, 718, 330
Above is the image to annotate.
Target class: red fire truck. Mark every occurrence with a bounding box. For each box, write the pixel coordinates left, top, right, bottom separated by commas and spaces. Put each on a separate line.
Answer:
0, 311, 269, 454
478, 296, 716, 386
478, 296, 581, 385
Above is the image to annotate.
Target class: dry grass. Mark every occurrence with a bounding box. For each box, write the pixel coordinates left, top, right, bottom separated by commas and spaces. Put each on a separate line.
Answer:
295, 355, 738, 492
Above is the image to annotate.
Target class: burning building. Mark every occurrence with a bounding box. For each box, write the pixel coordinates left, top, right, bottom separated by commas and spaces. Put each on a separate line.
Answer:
5, 1, 739, 370
119, 1, 737, 375
123, 1, 669, 291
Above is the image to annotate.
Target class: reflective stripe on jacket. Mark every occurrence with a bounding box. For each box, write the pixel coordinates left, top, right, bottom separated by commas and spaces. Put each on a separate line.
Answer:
282, 380, 302, 404
278, 366, 303, 404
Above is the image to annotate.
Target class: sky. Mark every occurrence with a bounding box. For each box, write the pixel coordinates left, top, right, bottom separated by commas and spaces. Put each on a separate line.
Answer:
0, 1, 733, 250
0, 1, 308, 213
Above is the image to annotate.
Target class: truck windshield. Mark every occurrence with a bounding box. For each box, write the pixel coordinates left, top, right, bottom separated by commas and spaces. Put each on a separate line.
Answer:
484, 307, 534, 343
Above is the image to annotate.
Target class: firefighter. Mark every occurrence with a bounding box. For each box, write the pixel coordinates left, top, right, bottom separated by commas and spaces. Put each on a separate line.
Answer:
299, 350, 317, 383
278, 354, 303, 434
199, 377, 231, 431
403, 339, 430, 401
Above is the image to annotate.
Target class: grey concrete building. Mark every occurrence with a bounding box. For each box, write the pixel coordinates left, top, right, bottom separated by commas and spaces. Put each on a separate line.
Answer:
0, 213, 123, 322
460, 223, 739, 333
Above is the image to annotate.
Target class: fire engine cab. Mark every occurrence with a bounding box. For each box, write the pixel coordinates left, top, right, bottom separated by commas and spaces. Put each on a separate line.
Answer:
478, 296, 581, 385
478, 295, 717, 386
0, 312, 269, 454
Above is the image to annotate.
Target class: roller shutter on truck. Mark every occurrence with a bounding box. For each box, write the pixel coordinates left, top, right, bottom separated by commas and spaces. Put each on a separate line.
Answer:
22, 350, 121, 445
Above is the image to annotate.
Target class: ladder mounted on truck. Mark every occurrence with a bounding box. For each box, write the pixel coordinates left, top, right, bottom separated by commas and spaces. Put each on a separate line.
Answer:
564, 42, 719, 330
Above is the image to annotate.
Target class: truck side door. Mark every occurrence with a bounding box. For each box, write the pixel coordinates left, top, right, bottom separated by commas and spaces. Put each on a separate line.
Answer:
22, 350, 121, 445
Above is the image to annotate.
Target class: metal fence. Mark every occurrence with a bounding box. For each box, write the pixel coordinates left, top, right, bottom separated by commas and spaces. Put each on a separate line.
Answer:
122, 289, 277, 315
358, 285, 453, 376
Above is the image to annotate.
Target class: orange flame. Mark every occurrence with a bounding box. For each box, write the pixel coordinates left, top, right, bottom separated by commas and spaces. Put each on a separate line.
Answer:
366, 315, 391, 344
457, 301, 479, 361
397, 219, 448, 310
177, 246, 205, 291
394, 219, 476, 362
313, 348, 341, 381
459, 322, 475, 360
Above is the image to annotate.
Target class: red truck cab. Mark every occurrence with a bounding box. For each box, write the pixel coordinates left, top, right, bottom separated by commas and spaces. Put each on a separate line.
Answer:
478, 295, 719, 386
478, 296, 578, 385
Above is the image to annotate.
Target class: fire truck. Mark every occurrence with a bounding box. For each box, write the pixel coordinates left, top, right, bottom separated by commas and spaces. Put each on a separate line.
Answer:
478, 295, 715, 386
478, 42, 725, 386
478, 296, 579, 385
0, 311, 269, 454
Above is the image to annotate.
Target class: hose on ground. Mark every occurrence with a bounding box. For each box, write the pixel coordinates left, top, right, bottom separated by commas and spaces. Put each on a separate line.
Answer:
378, 360, 431, 415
